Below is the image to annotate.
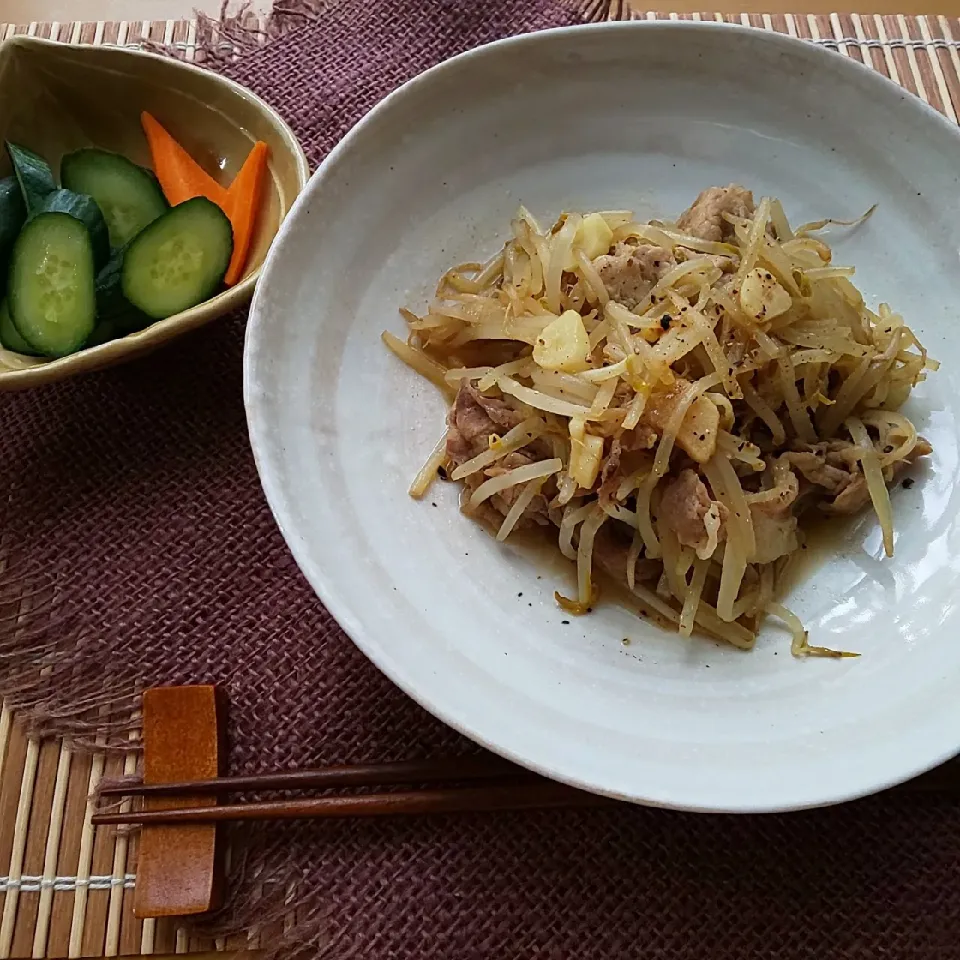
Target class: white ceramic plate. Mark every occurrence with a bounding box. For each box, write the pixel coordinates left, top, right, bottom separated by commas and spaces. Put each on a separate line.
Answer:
244, 21, 960, 813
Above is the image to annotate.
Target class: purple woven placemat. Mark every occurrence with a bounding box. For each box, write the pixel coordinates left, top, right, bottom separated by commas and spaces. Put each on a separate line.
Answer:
3, 1, 960, 956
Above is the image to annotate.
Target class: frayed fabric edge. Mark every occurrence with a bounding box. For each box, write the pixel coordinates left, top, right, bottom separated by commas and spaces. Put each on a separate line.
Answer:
178, 0, 626, 66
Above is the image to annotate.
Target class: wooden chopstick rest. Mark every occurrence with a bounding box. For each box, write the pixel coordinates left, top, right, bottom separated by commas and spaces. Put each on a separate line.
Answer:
132, 684, 227, 919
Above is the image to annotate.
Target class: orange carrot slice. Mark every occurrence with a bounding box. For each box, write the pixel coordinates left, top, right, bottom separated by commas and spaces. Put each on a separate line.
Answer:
140, 112, 268, 287
140, 111, 227, 207
222, 141, 269, 286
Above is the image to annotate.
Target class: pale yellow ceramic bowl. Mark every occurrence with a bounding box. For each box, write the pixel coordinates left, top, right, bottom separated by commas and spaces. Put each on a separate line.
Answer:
0, 36, 309, 390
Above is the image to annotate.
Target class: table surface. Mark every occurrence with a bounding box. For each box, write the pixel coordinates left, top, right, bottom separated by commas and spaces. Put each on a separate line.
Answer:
1, 3, 960, 960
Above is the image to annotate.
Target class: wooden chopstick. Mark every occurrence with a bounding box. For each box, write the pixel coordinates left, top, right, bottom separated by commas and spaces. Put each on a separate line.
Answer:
91, 780, 614, 825
90, 755, 960, 827
98, 754, 526, 798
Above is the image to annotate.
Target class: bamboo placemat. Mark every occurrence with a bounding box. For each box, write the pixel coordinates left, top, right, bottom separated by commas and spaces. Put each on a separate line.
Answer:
2, 9, 960, 958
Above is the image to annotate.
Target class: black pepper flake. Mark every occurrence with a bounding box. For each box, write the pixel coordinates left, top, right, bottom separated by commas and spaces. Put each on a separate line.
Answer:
765, 272, 772, 280
660, 314, 673, 330
437, 466, 449, 480
561, 620, 570, 625
903, 477, 915, 490
586, 607, 593, 614
884, 445, 894, 454
431, 502, 437, 507
517, 592, 523, 597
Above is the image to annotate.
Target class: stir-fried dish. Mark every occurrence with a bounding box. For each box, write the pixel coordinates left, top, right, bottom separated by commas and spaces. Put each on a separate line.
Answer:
383, 185, 936, 655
